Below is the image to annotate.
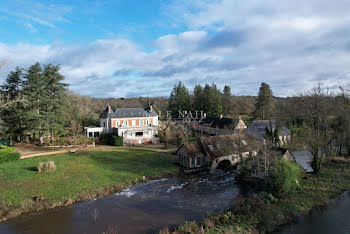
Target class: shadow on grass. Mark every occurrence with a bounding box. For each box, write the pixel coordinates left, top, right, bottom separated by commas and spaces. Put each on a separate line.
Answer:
27, 166, 38, 172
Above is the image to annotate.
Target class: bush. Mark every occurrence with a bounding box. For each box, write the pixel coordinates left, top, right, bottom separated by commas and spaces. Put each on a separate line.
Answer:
268, 158, 303, 196
0, 145, 20, 164
100, 134, 124, 146
37, 161, 57, 173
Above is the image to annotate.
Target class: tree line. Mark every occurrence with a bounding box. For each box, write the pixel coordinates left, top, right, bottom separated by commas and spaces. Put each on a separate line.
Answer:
168, 81, 276, 118
168, 81, 257, 117
1, 62, 349, 161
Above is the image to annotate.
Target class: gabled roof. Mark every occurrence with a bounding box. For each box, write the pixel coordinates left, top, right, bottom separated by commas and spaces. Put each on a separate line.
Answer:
178, 142, 204, 158
99, 106, 114, 118
245, 120, 291, 140
291, 150, 314, 172
200, 133, 257, 160
279, 127, 291, 136
200, 117, 239, 130
99, 107, 158, 119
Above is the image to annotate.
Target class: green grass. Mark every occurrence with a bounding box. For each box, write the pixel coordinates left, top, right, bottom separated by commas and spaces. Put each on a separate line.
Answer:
0, 148, 178, 220
176, 157, 350, 233
188, 136, 200, 142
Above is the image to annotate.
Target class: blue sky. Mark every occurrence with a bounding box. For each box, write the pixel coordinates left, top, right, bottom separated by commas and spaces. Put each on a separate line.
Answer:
1, 0, 350, 97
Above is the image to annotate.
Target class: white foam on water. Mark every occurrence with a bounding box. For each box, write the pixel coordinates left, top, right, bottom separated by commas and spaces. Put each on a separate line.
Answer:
166, 182, 188, 193
197, 178, 209, 184
147, 178, 168, 184
115, 188, 136, 197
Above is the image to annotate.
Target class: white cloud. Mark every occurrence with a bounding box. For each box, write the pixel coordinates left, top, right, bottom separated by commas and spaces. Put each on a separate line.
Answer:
1, 0, 350, 97
0, 1, 72, 30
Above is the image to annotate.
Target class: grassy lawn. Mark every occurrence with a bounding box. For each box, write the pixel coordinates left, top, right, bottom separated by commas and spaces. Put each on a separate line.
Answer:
176, 157, 350, 233
0, 147, 178, 221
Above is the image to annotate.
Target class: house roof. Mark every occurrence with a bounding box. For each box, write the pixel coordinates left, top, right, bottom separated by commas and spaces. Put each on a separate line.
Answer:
200, 117, 239, 130
291, 150, 314, 172
279, 127, 291, 136
99, 107, 158, 119
178, 133, 258, 161
245, 120, 291, 140
200, 133, 257, 160
99, 106, 114, 118
178, 142, 204, 158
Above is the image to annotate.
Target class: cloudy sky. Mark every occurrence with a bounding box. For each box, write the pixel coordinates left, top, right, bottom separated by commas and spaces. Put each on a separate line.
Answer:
1, 0, 349, 98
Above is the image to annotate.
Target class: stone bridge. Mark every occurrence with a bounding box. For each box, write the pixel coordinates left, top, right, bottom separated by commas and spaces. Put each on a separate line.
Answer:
210, 152, 250, 171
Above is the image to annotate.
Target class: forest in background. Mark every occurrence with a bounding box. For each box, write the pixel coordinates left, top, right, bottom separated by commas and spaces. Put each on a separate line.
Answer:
0, 62, 349, 162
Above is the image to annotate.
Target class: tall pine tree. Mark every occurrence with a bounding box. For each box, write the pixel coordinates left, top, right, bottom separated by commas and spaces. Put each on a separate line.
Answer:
193, 84, 204, 111
255, 82, 274, 119
42, 64, 68, 139
168, 81, 190, 117
222, 85, 233, 116
202, 83, 222, 117
1, 67, 25, 140
22, 63, 46, 144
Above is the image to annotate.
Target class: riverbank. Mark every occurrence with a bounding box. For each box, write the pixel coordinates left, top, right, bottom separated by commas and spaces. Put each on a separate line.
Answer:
0, 146, 178, 222
174, 157, 350, 233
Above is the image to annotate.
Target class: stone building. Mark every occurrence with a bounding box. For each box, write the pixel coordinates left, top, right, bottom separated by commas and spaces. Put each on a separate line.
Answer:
84, 104, 158, 144
245, 120, 291, 145
177, 133, 258, 172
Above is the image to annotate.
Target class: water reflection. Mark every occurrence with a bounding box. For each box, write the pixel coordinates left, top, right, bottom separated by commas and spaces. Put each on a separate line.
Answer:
280, 191, 350, 234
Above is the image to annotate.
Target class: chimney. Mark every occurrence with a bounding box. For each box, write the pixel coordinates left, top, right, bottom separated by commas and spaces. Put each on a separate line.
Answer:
108, 104, 112, 113
150, 104, 153, 112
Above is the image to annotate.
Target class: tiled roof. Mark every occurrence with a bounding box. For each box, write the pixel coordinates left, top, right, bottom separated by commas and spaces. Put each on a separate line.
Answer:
245, 120, 291, 140
200, 117, 239, 130
113, 108, 158, 118
99, 106, 158, 119
179, 142, 204, 157
200, 133, 257, 160
99, 106, 114, 118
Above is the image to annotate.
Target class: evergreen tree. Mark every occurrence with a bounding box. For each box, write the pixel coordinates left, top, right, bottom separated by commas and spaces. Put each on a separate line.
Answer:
222, 85, 233, 116
168, 81, 190, 117
22, 62, 47, 144
42, 64, 68, 139
193, 84, 204, 111
0, 67, 25, 140
202, 83, 222, 116
255, 82, 274, 119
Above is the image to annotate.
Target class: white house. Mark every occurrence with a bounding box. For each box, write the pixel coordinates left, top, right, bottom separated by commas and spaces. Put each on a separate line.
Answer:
84, 104, 158, 144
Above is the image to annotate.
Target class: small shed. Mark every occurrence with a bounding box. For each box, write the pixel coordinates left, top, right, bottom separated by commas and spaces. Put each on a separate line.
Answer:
291, 150, 314, 173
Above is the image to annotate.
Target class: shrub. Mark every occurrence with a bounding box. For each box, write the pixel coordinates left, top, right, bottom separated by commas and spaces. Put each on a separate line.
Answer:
100, 134, 124, 146
37, 161, 57, 173
0, 145, 20, 164
268, 158, 303, 196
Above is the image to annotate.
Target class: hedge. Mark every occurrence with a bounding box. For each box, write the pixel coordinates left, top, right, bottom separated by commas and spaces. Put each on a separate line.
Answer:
0, 145, 20, 164
100, 133, 124, 146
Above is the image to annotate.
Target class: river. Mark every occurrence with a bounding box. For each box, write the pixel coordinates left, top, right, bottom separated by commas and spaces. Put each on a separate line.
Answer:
0, 170, 242, 234
280, 191, 350, 234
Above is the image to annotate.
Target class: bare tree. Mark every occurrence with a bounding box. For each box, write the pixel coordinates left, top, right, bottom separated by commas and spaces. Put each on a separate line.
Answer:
293, 83, 336, 172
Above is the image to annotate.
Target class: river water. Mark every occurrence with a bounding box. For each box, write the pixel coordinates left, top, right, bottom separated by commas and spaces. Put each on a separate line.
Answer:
0, 170, 241, 234
280, 191, 350, 234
